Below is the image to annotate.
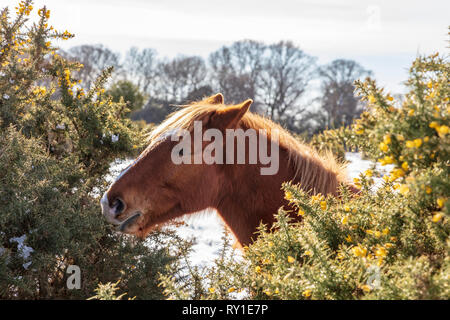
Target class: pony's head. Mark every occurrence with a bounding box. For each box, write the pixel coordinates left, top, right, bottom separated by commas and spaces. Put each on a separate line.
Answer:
100, 93, 253, 237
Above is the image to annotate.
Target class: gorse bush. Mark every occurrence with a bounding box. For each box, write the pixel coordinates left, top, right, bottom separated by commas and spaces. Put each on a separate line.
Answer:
310, 126, 350, 161
0, 1, 189, 299
160, 49, 449, 299
87, 280, 134, 300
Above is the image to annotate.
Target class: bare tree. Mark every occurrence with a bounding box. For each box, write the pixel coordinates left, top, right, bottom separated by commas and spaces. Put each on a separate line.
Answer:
123, 47, 158, 95
67, 44, 121, 89
259, 41, 316, 122
209, 40, 265, 109
155, 55, 207, 102
318, 59, 371, 128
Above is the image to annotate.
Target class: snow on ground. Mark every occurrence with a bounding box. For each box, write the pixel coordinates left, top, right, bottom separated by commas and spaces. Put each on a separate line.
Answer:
345, 152, 394, 189
107, 152, 388, 268
172, 210, 228, 268
345, 152, 374, 178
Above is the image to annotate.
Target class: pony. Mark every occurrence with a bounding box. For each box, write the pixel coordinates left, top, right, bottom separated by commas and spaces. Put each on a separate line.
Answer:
101, 93, 357, 247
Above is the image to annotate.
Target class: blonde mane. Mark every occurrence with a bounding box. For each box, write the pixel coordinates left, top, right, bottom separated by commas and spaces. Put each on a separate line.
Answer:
148, 100, 349, 195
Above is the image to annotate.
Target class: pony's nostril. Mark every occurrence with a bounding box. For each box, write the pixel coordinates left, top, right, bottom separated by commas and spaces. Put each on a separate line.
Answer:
112, 198, 125, 216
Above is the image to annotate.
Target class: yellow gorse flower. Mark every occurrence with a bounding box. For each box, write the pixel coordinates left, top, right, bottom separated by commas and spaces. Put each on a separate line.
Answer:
284, 191, 293, 201
287, 256, 295, 263
405, 140, 415, 148
16, 1, 33, 16
354, 124, 365, 134
311, 194, 324, 202
37, 8, 50, 19
401, 162, 409, 171
379, 142, 389, 152
437, 198, 446, 208
361, 285, 371, 293
389, 168, 405, 182
429, 121, 439, 128
302, 289, 312, 298
438, 125, 449, 135
364, 169, 373, 177
61, 30, 73, 40
432, 212, 443, 223
375, 246, 387, 258
378, 155, 394, 166
32, 86, 47, 96
352, 245, 367, 257
398, 184, 410, 195
414, 138, 422, 148
353, 177, 361, 188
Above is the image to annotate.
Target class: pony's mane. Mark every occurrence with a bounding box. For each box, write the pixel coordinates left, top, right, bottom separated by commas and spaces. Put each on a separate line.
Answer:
148, 99, 348, 194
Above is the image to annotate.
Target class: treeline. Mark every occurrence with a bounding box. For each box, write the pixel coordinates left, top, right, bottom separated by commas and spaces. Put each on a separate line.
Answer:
63, 41, 372, 134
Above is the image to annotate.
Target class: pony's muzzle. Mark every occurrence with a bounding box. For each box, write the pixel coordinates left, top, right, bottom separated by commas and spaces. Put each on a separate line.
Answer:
118, 212, 142, 233
111, 198, 125, 215
101, 192, 125, 225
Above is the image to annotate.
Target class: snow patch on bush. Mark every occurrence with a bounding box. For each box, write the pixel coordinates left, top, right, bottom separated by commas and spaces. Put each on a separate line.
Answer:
9, 234, 34, 269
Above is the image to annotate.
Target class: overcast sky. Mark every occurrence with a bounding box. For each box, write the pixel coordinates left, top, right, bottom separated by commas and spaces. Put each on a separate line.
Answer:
3, 0, 449, 93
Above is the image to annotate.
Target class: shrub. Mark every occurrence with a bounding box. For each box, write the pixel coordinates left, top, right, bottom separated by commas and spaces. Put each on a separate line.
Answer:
160, 48, 449, 299
0, 0, 188, 299
106, 80, 146, 112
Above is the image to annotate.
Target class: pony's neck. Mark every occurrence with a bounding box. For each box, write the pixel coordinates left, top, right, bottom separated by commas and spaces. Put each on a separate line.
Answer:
215, 140, 345, 246
215, 147, 295, 245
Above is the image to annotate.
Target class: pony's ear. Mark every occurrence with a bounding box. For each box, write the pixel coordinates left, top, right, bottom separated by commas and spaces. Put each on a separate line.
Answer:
210, 99, 252, 129
204, 93, 224, 105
